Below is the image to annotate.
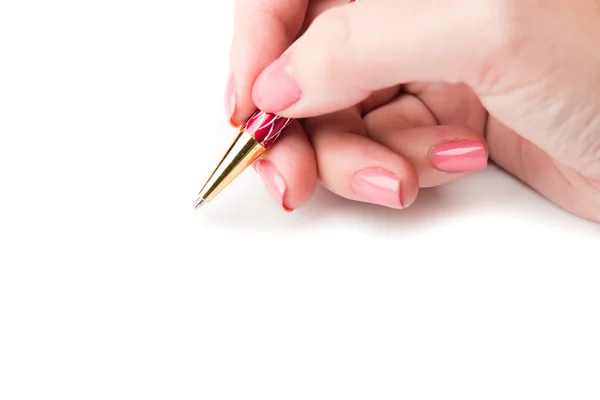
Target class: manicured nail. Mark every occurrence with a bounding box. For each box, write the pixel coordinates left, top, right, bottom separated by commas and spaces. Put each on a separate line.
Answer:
432, 141, 488, 173
252, 54, 301, 112
350, 168, 403, 209
255, 160, 293, 212
225, 72, 237, 125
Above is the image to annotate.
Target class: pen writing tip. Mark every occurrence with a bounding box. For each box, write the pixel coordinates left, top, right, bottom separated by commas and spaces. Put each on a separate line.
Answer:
193, 197, 206, 210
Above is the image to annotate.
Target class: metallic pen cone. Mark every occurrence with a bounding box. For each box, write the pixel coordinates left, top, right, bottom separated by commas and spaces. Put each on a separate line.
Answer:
193, 197, 205, 209
195, 131, 265, 206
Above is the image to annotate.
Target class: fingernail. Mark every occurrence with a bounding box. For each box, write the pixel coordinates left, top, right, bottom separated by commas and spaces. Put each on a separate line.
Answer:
350, 168, 403, 209
432, 141, 488, 172
225, 72, 237, 125
590, 179, 600, 190
255, 160, 293, 212
252, 54, 301, 112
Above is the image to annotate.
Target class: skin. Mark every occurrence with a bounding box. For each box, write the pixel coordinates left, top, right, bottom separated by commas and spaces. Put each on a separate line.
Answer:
226, 0, 600, 222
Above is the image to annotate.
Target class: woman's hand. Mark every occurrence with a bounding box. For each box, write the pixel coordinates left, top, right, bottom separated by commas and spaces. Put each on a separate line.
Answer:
227, 0, 600, 222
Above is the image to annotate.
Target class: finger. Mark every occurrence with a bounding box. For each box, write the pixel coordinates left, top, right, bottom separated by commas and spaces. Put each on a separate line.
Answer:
404, 82, 487, 135
486, 117, 600, 223
251, 0, 488, 117
253, 121, 317, 211
303, 110, 419, 209
363, 94, 488, 188
227, 0, 308, 126
370, 124, 488, 188
358, 86, 401, 116
364, 93, 439, 131
298, 0, 356, 36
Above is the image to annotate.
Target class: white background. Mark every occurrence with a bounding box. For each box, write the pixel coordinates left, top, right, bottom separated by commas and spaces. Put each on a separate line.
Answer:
1, 1, 599, 399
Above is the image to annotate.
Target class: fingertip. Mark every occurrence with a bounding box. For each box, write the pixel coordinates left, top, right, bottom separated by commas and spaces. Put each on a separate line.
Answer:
254, 123, 317, 211
349, 165, 419, 210
399, 164, 420, 209
255, 159, 294, 212
430, 140, 488, 173
309, 129, 421, 210
251, 54, 302, 114
224, 71, 239, 127
226, 68, 259, 127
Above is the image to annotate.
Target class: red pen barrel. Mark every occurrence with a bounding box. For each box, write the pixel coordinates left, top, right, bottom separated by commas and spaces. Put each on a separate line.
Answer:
241, 111, 293, 149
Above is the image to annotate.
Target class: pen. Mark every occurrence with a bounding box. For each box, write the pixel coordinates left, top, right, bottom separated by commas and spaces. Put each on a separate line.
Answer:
194, 0, 359, 209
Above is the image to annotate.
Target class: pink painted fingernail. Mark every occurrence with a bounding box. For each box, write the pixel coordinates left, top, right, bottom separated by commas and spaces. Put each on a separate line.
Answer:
350, 168, 403, 209
432, 141, 488, 172
252, 54, 301, 112
225, 72, 237, 125
255, 160, 293, 212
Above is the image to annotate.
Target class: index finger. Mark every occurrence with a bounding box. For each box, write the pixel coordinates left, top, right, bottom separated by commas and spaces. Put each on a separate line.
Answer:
227, 0, 309, 126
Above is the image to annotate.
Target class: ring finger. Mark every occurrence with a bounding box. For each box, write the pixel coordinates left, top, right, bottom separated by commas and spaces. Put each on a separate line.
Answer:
363, 94, 489, 188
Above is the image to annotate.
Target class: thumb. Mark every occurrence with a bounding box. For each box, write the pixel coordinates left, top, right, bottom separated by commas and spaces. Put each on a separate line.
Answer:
251, 0, 491, 118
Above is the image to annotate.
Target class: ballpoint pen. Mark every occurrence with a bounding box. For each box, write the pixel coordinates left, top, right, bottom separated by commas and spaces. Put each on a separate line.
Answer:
194, 0, 359, 209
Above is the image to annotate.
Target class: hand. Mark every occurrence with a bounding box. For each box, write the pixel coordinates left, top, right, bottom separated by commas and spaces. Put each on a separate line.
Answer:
229, 0, 488, 211
227, 0, 600, 222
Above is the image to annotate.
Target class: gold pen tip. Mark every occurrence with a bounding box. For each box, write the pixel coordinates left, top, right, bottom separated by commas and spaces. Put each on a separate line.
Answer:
193, 197, 206, 210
